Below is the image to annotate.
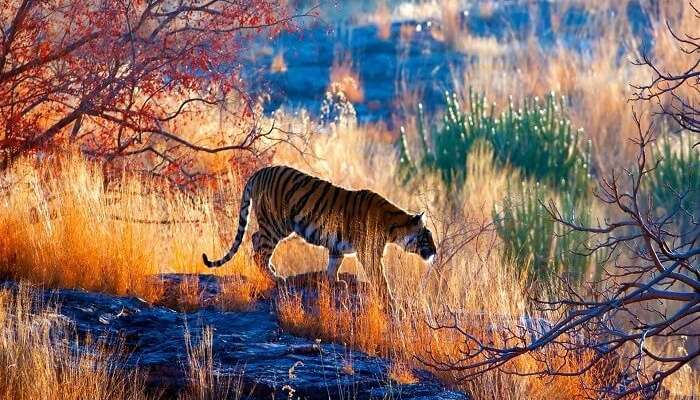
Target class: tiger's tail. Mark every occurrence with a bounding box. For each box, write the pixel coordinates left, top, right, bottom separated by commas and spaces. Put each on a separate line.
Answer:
202, 175, 256, 268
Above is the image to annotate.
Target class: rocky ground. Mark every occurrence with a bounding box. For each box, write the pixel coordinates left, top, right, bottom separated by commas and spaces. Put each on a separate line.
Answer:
7, 275, 468, 399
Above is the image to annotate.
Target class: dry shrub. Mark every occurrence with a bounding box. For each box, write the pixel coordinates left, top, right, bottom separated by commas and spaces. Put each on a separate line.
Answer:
183, 326, 244, 400
0, 284, 149, 400
363, 122, 398, 144
388, 359, 418, 385
329, 56, 364, 104
646, 335, 700, 399
151, 253, 274, 312
274, 254, 603, 399
0, 153, 269, 309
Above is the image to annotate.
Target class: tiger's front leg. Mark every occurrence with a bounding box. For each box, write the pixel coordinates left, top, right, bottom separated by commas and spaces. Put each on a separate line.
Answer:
357, 248, 396, 313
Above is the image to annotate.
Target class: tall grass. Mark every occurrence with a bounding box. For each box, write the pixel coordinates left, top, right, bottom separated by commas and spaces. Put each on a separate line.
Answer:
0, 152, 271, 305
0, 284, 149, 400
182, 326, 245, 400
0, 284, 256, 399
272, 120, 697, 399
272, 123, 607, 399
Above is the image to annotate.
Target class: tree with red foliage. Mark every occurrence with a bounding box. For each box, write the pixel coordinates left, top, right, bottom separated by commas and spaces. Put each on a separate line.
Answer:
0, 0, 314, 180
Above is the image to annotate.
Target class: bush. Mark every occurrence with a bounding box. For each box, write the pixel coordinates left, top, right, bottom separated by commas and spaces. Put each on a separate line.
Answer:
397, 90, 596, 282
648, 133, 700, 235
494, 182, 596, 283
397, 90, 592, 199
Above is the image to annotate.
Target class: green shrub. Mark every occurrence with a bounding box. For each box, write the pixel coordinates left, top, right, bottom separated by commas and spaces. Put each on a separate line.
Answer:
648, 134, 700, 234
396, 90, 592, 198
494, 181, 595, 283
396, 90, 597, 283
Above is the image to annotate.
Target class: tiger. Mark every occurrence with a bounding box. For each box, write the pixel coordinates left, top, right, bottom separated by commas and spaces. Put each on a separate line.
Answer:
202, 165, 437, 305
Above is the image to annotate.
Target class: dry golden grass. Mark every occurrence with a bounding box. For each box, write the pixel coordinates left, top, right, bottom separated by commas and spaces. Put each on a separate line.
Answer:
0, 152, 271, 309
270, 117, 699, 398
329, 56, 364, 104
182, 326, 245, 400
215, 269, 275, 312
274, 255, 604, 399
0, 154, 163, 297
0, 283, 258, 400
387, 360, 418, 385
372, 0, 392, 41
270, 123, 606, 398
277, 282, 389, 356
270, 52, 287, 73
434, 0, 463, 47
175, 276, 203, 312
0, 284, 149, 400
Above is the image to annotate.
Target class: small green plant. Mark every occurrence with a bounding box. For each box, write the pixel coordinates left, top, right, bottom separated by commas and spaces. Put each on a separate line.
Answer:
648, 133, 700, 234
396, 90, 592, 198
494, 181, 595, 283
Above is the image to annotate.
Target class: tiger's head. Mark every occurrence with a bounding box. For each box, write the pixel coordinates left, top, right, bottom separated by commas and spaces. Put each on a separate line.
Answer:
393, 212, 437, 263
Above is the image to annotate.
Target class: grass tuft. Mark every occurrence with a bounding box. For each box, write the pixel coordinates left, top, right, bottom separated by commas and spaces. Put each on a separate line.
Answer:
0, 284, 149, 400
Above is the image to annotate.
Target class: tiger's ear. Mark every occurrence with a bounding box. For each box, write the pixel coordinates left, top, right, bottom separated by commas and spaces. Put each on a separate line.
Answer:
411, 212, 425, 225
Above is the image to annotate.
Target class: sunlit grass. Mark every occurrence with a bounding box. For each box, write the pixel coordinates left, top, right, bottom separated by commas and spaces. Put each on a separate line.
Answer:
329, 55, 364, 104
0, 153, 269, 308
0, 284, 150, 400
270, 123, 602, 398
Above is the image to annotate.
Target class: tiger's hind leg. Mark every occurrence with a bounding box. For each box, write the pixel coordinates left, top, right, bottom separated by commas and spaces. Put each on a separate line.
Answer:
251, 230, 284, 280
326, 250, 344, 282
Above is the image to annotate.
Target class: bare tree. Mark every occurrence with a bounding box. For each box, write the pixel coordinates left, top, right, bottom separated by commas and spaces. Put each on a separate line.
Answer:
419, 7, 700, 398
632, 3, 700, 135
